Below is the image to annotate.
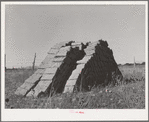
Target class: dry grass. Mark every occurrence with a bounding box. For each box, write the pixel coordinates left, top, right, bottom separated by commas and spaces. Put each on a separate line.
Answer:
5, 65, 145, 109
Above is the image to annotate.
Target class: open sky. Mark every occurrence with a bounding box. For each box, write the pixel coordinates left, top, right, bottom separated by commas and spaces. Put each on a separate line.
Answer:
5, 4, 145, 68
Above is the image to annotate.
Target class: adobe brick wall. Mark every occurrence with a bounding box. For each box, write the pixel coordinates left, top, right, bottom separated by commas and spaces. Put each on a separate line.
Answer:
15, 40, 123, 97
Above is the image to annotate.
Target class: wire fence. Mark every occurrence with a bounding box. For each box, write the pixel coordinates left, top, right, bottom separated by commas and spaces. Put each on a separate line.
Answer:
6, 61, 42, 69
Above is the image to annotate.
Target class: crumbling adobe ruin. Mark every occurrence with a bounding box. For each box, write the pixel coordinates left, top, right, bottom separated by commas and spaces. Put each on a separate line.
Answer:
15, 40, 123, 97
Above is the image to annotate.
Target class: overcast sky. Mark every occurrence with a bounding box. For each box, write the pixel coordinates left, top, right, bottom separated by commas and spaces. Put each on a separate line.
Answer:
5, 5, 145, 68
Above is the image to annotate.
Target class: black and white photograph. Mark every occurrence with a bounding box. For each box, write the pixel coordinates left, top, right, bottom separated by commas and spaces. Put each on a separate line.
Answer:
1, 1, 148, 121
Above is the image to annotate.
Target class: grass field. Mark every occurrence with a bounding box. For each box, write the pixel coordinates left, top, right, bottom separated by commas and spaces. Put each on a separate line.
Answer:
5, 65, 145, 109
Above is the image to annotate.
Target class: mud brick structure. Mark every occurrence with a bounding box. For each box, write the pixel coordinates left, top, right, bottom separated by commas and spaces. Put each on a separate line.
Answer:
15, 40, 123, 97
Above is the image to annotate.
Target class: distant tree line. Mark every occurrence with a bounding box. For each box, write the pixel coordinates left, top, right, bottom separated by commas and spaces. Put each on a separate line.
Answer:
5, 66, 38, 70
118, 62, 145, 66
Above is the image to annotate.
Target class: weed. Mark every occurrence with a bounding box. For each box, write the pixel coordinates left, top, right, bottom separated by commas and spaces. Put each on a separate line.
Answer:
5, 65, 145, 109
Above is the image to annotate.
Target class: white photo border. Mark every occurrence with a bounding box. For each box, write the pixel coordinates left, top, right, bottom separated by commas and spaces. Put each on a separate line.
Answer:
1, 1, 148, 121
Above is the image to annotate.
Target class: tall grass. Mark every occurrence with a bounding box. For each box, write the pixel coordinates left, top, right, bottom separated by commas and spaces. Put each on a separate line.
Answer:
5, 65, 145, 109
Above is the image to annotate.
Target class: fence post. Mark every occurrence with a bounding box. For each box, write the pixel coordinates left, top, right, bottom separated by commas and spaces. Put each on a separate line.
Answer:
5, 54, 6, 70
134, 56, 136, 74
32, 53, 36, 71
